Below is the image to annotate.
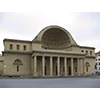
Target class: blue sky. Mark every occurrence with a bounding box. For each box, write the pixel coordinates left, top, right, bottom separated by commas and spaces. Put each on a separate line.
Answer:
0, 12, 100, 53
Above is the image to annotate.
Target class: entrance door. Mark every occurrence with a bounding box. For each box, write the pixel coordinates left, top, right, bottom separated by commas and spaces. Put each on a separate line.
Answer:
69, 66, 71, 75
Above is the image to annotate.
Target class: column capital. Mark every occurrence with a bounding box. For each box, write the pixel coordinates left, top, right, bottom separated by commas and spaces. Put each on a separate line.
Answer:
34, 55, 37, 57
64, 57, 67, 58
57, 56, 60, 58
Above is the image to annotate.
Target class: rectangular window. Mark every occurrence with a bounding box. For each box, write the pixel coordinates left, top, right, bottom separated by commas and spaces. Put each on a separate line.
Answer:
10, 44, 13, 50
99, 62, 100, 65
17, 45, 20, 50
95, 65, 97, 70
86, 67, 88, 72
86, 51, 88, 55
17, 66, 19, 72
99, 67, 100, 70
75, 67, 77, 72
23, 45, 26, 51
96, 59, 97, 61
90, 51, 92, 56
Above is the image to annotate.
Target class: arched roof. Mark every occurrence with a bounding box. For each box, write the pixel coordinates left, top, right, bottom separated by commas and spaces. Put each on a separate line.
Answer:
33, 25, 78, 49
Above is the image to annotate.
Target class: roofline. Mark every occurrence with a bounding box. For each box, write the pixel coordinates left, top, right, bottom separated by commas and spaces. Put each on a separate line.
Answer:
70, 45, 95, 49
3, 39, 32, 43
78, 46, 95, 49
32, 25, 71, 42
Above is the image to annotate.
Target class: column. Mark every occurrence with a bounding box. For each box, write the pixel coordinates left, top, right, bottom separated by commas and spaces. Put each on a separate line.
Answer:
42, 56, 45, 76
83, 58, 86, 75
50, 56, 53, 76
34, 56, 37, 76
71, 57, 74, 76
31, 57, 34, 75
57, 57, 60, 76
77, 58, 80, 76
64, 57, 67, 76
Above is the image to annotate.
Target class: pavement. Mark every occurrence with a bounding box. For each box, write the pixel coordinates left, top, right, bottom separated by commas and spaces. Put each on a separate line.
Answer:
0, 77, 100, 88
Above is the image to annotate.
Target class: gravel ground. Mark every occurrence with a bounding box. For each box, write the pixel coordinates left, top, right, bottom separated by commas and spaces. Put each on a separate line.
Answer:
0, 77, 100, 88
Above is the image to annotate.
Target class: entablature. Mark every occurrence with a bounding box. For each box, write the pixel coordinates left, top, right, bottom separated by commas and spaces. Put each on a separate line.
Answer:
32, 50, 86, 58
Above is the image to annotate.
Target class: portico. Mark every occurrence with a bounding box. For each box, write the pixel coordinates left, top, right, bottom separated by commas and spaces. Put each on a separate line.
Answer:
31, 51, 86, 77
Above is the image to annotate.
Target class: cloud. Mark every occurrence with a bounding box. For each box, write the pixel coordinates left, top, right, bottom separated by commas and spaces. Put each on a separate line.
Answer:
0, 12, 100, 53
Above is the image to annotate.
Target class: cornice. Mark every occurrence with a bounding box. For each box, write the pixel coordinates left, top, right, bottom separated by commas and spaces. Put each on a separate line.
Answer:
85, 56, 96, 58
3, 51, 31, 55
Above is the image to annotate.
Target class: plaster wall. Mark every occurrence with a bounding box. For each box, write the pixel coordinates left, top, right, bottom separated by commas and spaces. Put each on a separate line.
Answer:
3, 53, 31, 75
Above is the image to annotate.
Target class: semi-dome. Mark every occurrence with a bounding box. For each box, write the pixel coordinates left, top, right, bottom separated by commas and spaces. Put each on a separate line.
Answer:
42, 28, 71, 49
33, 25, 77, 49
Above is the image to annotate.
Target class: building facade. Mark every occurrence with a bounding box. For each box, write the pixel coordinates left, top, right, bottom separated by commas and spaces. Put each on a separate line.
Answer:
0, 25, 95, 77
95, 51, 100, 72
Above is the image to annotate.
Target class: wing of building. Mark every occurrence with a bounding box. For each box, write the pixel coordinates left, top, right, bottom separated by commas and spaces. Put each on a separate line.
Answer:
0, 25, 95, 77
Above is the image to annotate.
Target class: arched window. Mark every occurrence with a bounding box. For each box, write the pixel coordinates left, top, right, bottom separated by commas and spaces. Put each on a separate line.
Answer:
85, 62, 90, 67
14, 59, 21, 63
13, 59, 23, 65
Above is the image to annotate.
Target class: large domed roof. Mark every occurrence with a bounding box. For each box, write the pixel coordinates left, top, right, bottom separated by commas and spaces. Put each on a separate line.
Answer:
33, 25, 77, 49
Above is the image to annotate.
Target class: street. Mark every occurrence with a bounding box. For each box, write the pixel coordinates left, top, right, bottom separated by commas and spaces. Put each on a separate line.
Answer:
0, 77, 100, 88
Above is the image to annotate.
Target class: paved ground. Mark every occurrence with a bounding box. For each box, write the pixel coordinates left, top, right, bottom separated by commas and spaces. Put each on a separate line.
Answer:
0, 77, 100, 88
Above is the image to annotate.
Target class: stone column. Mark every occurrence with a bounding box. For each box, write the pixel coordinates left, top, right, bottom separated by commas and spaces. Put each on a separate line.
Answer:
83, 58, 86, 75
31, 57, 34, 75
71, 57, 74, 76
34, 56, 37, 76
57, 57, 60, 76
42, 56, 45, 76
77, 58, 80, 76
64, 57, 67, 76
50, 56, 53, 76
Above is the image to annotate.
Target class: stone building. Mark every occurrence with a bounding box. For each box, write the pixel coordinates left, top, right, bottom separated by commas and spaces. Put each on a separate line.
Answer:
95, 51, 100, 72
0, 25, 95, 77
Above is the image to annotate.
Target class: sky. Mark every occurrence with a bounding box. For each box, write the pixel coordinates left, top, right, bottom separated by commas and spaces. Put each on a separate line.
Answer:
0, 12, 100, 53
0, 0, 100, 54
